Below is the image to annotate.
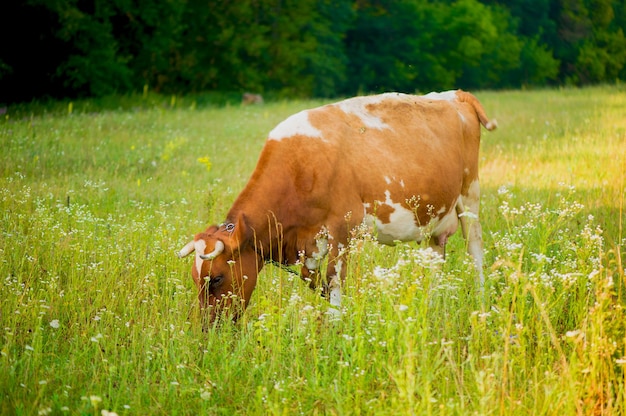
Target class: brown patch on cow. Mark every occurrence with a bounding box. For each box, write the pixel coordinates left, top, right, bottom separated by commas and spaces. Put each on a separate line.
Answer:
373, 200, 395, 224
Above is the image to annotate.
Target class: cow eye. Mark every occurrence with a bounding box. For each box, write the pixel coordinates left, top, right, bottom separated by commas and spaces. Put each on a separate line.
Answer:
210, 275, 224, 287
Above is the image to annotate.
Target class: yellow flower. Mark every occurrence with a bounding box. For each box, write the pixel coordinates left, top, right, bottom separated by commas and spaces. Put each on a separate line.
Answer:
197, 156, 212, 172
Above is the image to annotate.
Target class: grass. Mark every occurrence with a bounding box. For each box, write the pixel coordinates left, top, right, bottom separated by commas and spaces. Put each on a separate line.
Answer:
1, 86, 625, 415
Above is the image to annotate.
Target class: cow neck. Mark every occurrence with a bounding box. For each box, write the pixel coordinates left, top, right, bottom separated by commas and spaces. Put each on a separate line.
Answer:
224, 208, 296, 266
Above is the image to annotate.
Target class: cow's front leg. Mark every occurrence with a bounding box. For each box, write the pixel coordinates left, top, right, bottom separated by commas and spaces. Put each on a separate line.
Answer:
300, 251, 342, 311
300, 265, 321, 290
322, 242, 349, 319
299, 227, 331, 291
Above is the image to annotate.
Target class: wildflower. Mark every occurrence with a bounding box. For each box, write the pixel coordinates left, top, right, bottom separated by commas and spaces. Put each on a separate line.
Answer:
565, 329, 581, 338
412, 247, 445, 266
197, 156, 212, 172
373, 266, 390, 280
161, 137, 189, 161
497, 185, 511, 197
398, 304, 409, 312
458, 211, 478, 220
89, 396, 102, 408
101, 410, 118, 416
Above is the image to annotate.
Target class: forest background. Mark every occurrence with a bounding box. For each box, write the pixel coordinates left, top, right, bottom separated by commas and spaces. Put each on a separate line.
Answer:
2, 0, 626, 104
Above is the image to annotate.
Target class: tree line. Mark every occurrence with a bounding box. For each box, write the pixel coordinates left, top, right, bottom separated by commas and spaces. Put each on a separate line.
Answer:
2, 0, 626, 103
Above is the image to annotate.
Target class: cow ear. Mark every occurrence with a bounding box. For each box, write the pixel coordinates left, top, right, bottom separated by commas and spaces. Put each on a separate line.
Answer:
227, 214, 253, 250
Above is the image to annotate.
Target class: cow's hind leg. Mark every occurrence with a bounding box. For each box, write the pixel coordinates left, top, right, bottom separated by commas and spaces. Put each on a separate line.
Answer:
456, 184, 485, 287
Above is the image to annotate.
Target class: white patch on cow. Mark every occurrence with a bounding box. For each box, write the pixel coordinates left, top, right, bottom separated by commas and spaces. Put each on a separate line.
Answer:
336, 96, 392, 130
400, 179, 405, 188
467, 179, 480, 203
431, 203, 459, 241
305, 234, 329, 271
305, 258, 318, 271
268, 110, 322, 141
364, 191, 464, 246
194, 239, 207, 279
334, 259, 343, 277
423, 90, 458, 102
384, 176, 392, 184
366, 190, 428, 244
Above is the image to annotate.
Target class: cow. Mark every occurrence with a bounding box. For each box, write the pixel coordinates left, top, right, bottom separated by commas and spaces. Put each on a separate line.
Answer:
178, 90, 496, 323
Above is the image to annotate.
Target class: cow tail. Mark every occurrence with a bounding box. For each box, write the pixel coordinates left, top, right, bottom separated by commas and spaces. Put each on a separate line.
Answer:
457, 90, 497, 131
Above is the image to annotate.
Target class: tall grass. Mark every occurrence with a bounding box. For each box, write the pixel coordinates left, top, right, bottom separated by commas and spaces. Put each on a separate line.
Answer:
1, 87, 624, 415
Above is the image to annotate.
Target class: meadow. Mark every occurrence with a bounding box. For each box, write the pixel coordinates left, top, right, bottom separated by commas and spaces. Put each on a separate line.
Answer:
1, 87, 624, 415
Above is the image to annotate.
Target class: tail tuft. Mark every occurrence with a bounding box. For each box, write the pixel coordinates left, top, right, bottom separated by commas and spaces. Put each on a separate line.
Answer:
485, 119, 497, 131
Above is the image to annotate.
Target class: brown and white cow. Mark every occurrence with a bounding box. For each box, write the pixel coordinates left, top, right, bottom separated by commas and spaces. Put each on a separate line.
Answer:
178, 90, 496, 322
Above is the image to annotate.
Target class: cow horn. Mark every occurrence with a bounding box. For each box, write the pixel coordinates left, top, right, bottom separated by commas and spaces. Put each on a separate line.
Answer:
199, 240, 225, 260
177, 241, 196, 258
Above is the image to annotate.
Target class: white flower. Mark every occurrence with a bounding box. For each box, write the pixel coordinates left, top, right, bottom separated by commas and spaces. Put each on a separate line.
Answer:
497, 186, 511, 196
50, 319, 60, 329
458, 211, 478, 220
398, 304, 409, 312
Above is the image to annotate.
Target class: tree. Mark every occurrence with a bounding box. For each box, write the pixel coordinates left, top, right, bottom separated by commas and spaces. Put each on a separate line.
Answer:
573, 0, 626, 83
0, 1, 72, 102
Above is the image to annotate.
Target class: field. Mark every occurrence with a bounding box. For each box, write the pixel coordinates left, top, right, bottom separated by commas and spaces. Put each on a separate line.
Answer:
1, 87, 625, 415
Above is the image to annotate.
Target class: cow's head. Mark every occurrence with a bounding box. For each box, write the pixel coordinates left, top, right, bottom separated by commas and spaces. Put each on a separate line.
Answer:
178, 218, 262, 323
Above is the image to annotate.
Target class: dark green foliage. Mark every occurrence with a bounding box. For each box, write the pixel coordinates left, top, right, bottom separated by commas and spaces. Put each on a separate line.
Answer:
1, 0, 625, 103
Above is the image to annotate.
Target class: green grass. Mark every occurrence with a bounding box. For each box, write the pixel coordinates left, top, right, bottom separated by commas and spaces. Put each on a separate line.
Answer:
1, 87, 625, 415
